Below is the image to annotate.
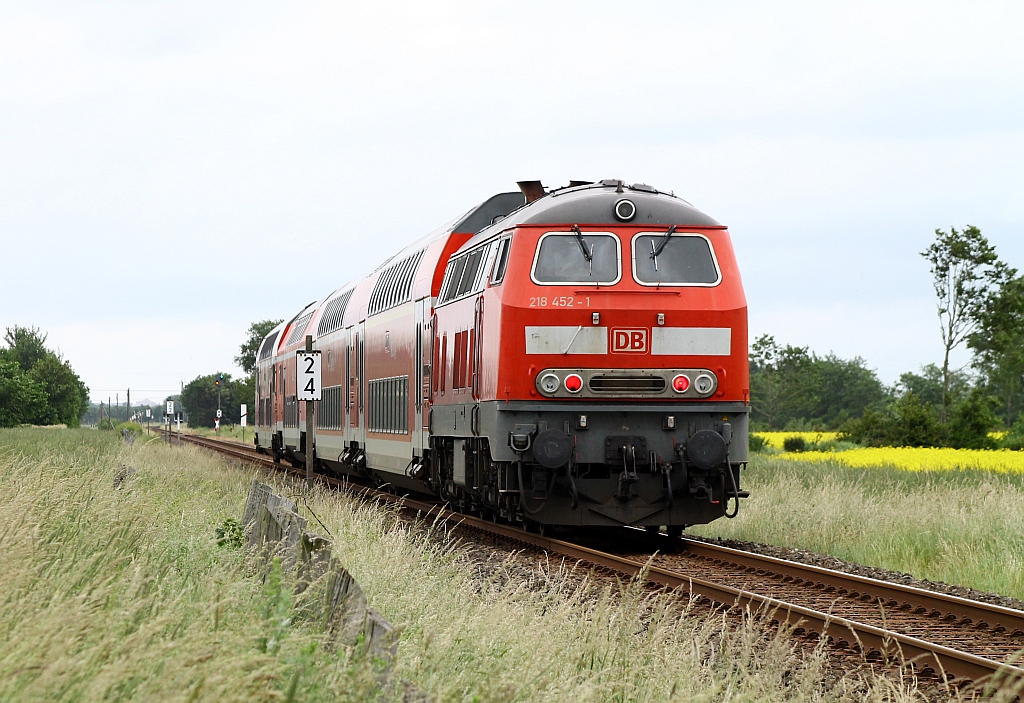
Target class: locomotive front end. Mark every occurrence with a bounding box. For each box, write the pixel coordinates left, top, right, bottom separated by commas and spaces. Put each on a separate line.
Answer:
432, 181, 749, 531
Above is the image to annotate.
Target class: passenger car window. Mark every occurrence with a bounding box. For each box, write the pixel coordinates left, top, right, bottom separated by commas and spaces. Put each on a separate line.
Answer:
632, 233, 720, 286
531, 232, 620, 285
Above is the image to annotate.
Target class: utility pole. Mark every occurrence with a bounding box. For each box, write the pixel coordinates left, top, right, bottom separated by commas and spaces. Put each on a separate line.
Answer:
127, 388, 131, 423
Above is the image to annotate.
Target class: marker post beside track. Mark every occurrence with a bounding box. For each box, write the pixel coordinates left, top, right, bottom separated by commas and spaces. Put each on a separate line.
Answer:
297, 335, 322, 489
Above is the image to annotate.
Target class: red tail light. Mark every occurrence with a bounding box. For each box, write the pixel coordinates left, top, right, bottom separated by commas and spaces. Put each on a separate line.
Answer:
564, 374, 583, 393
672, 374, 690, 393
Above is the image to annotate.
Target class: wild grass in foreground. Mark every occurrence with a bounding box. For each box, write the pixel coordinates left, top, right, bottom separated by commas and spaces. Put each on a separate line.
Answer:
0, 428, 385, 702
0, 428, 1012, 701
691, 455, 1024, 601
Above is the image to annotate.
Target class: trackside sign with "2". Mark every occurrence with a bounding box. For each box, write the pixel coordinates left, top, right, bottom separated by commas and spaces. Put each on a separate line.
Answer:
296, 351, 322, 401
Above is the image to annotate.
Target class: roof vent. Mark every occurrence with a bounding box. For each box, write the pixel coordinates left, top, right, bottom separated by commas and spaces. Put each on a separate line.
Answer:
568, 180, 593, 187
517, 180, 546, 204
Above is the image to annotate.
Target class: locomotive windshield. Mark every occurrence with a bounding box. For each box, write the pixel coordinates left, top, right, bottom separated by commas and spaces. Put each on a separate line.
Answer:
632, 233, 720, 286
532, 232, 620, 284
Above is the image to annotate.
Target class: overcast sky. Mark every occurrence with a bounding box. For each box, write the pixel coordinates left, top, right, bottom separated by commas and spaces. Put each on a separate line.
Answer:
1, 1, 1022, 403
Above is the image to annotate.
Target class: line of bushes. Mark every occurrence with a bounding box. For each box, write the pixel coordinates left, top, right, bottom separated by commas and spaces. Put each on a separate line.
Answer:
840, 390, 1023, 450
0, 327, 89, 428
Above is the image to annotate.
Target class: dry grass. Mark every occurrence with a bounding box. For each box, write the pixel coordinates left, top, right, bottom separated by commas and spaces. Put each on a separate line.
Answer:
691, 455, 1024, 601
0, 429, 383, 702
1, 428, 1016, 701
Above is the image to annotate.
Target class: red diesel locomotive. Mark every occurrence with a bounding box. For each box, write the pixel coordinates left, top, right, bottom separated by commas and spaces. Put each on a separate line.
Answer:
255, 179, 749, 531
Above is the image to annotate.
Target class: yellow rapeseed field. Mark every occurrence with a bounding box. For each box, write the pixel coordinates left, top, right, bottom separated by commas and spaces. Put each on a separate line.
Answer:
779, 446, 1024, 472
754, 432, 1024, 471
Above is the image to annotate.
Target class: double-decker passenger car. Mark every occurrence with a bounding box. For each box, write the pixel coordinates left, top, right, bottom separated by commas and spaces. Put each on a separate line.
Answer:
255, 179, 748, 531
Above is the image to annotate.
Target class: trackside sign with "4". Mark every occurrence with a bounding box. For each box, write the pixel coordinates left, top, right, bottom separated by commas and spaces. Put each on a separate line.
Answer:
296, 351, 322, 401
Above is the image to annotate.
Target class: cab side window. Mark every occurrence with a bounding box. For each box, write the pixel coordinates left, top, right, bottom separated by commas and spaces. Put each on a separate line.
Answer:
489, 236, 512, 285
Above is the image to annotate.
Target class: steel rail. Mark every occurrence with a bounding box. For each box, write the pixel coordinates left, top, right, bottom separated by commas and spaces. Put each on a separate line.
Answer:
669, 537, 1024, 638
166, 430, 1024, 686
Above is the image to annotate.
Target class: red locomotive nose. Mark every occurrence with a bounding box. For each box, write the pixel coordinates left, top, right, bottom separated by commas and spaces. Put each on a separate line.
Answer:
564, 373, 583, 393
672, 374, 690, 393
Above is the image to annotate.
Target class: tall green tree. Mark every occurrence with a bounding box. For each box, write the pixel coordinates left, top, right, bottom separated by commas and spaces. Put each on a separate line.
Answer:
969, 274, 1024, 426
805, 353, 890, 427
749, 335, 888, 430
3, 326, 50, 372
0, 359, 48, 428
181, 373, 238, 428
921, 226, 1010, 422
896, 363, 972, 414
0, 326, 89, 427
749, 335, 813, 430
235, 319, 283, 376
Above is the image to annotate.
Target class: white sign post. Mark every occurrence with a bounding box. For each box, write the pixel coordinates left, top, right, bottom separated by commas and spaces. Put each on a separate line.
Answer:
164, 401, 174, 443
240, 404, 247, 427
297, 338, 321, 487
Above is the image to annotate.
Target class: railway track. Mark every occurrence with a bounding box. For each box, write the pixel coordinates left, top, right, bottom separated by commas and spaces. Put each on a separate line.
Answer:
164, 430, 1024, 689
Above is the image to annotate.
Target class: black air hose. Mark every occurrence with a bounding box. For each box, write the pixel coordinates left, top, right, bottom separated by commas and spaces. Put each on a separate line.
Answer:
724, 454, 740, 519
567, 461, 579, 510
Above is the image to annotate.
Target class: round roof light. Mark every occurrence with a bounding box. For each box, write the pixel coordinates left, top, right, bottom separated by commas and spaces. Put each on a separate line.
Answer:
614, 198, 636, 221
694, 373, 715, 395
564, 373, 583, 393
539, 373, 560, 395
672, 374, 690, 393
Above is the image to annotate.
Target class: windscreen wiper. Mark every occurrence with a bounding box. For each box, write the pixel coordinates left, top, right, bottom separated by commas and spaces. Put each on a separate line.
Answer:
650, 225, 677, 263
571, 224, 593, 264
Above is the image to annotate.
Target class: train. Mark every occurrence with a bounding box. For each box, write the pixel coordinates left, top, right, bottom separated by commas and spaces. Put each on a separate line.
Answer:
254, 179, 749, 533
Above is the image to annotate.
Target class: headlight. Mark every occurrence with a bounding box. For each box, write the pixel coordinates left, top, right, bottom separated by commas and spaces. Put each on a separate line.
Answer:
671, 374, 690, 393
539, 373, 560, 394
694, 373, 715, 395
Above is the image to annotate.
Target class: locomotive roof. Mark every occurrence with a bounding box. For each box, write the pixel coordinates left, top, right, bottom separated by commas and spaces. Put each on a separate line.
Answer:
462, 180, 721, 250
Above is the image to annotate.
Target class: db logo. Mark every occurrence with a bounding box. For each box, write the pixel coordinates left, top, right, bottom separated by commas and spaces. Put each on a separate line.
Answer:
611, 328, 648, 353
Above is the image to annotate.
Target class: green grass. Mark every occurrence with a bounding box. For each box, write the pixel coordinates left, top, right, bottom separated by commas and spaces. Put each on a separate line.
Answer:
0, 428, 1003, 701
691, 455, 1024, 600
